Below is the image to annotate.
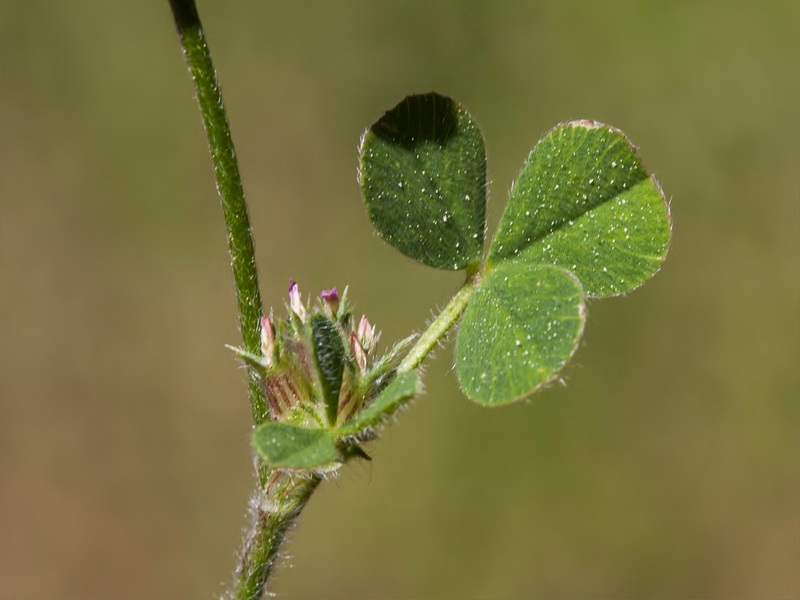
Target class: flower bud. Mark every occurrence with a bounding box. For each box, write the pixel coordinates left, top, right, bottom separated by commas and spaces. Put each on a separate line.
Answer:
350, 331, 367, 372
260, 316, 276, 368
320, 287, 339, 316
288, 280, 306, 320
357, 315, 376, 349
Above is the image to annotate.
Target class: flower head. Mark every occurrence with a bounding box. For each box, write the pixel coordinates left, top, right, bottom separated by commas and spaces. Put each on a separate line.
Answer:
230, 282, 413, 430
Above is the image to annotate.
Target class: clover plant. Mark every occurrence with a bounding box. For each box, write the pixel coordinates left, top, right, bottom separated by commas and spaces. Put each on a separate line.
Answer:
168, 2, 671, 598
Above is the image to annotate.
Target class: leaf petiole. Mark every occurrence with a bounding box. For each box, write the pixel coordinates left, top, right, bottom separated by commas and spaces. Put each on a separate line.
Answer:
397, 277, 479, 374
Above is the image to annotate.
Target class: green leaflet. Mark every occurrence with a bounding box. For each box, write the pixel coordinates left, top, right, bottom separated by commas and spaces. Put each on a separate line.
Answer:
310, 314, 345, 427
338, 371, 419, 435
359, 93, 486, 270
455, 263, 585, 406
489, 121, 671, 297
252, 423, 337, 469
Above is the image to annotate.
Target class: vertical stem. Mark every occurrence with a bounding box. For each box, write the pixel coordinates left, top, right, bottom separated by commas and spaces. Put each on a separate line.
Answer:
234, 474, 322, 600
168, 0, 268, 426
168, 3, 320, 598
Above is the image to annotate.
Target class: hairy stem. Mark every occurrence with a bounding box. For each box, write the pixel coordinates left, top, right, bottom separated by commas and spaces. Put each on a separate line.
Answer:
397, 277, 478, 374
169, 2, 304, 597
168, 0, 268, 426
233, 473, 322, 600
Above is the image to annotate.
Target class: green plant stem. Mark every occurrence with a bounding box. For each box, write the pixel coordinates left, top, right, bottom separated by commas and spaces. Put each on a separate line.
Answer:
169, 3, 297, 597
234, 474, 322, 600
168, 0, 268, 426
397, 277, 478, 374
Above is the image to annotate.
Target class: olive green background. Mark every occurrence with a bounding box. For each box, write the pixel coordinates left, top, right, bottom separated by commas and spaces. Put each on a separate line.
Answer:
1, 2, 798, 599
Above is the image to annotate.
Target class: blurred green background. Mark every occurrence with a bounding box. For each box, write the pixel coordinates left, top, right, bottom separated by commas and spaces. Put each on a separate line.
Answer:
1, 1, 798, 599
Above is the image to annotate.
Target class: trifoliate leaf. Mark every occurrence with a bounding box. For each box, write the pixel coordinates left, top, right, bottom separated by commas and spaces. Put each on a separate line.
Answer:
359, 92, 486, 270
